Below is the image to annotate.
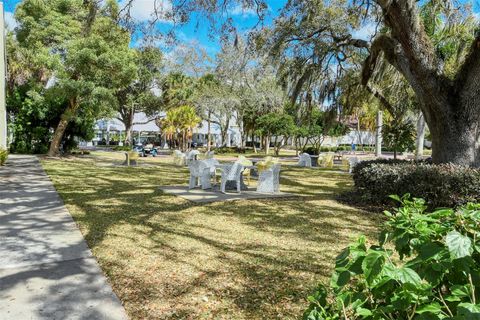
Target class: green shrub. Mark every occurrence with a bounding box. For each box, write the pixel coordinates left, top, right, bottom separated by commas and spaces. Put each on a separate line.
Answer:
214, 147, 246, 154
0, 148, 8, 165
112, 146, 132, 151
352, 159, 480, 208
304, 196, 480, 320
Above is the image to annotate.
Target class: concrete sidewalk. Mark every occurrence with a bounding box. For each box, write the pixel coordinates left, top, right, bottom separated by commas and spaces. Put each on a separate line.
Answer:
0, 155, 128, 320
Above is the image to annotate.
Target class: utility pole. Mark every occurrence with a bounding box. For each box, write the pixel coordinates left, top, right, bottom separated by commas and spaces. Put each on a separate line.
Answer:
0, 1, 6, 149
375, 110, 383, 157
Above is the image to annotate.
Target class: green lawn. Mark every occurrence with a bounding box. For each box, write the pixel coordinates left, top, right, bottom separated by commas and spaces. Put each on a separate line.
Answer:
41, 152, 383, 319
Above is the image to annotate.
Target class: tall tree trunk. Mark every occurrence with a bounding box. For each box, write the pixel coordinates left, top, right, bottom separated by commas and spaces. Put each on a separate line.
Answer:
48, 98, 77, 156
252, 131, 257, 153
220, 118, 230, 147
125, 127, 132, 146
429, 115, 479, 167
265, 136, 270, 155
415, 113, 426, 160
123, 107, 134, 146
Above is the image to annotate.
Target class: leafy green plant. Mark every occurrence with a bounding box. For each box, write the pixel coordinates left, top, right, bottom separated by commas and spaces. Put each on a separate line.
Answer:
304, 195, 480, 320
383, 119, 416, 159
0, 148, 8, 166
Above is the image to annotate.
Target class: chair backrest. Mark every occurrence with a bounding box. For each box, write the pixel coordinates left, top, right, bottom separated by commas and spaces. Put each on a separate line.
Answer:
203, 158, 219, 174
224, 162, 244, 180
187, 150, 200, 160
348, 157, 359, 168
188, 160, 210, 176
237, 156, 253, 167
145, 144, 154, 149
264, 156, 279, 163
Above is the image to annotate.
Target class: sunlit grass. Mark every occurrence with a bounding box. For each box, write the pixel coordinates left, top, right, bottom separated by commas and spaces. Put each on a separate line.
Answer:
41, 153, 383, 319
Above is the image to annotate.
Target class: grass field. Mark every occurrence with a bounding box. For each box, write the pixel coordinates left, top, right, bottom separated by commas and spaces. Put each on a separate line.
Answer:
41, 152, 383, 319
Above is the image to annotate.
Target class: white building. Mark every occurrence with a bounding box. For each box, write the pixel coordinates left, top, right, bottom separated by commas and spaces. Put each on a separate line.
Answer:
82, 112, 243, 147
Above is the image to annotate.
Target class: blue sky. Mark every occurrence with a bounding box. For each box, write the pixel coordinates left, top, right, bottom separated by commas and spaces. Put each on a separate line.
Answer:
3, 0, 287, 57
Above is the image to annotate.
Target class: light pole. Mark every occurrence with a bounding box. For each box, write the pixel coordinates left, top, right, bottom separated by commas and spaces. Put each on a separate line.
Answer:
375, 110, 383, 157
0, 1, 6, 149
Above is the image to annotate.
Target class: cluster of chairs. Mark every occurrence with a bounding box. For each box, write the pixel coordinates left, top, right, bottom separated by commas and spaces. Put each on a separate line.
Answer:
173, 150, 215, 166
297, 153, 334, 168
297, 152, 360, 172
185, 152, 282, 194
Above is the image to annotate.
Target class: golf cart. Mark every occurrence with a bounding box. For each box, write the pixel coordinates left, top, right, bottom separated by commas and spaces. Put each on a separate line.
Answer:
134, 144, 159, 157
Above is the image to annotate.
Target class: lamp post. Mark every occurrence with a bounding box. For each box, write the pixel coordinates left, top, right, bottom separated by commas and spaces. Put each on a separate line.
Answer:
375, 110, 383, 157
0, 1, 6, 149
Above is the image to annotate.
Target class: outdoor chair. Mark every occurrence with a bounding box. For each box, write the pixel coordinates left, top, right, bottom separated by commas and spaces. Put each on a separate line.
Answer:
218, 162, 244, 193
188, 160, 216, 190
257, 157, 279, 174
297, 153, 312, 167
173, 150, 186, 166
257, 163, 281, 193
186, 150, 201, 166
342, 157, 360, 173
319, 154, 334, 168
237, 156, 253, 185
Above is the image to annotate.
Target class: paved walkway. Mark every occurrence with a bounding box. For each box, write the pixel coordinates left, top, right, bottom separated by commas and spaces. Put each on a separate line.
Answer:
0, 155, 128, 320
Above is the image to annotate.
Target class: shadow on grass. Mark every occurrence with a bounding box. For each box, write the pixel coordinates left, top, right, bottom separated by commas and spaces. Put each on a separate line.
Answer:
42, 157, 384, 319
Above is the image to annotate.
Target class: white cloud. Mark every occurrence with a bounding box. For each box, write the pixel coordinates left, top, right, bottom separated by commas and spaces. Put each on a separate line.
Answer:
228, 4, 257, 18
4, 11, 17, 30
119, 0, 173, 23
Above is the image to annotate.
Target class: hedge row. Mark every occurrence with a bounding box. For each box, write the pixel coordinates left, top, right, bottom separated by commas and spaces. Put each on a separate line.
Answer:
352, 159, 480, 208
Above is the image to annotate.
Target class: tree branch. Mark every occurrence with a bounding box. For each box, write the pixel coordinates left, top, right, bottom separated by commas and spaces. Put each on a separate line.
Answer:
361, 35, 399, 85
455, 32, 480, 91
365, 84, 398, 117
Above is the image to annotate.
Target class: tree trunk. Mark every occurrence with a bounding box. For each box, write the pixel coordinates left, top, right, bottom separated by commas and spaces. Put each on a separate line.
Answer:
415, 113, 426, 160
48, 98, 77, 156
123, 110, 134, 146
429, 116, 479, 167
265, 136, 270, 155
252, 131, 257, 153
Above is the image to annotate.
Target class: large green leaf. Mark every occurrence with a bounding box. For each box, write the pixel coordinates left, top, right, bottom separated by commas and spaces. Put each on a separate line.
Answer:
457, 303, 480, 319
445, 231, 473, 259
416, 302, 442, 314
362, 250, 385, 284
396, 267, 422, 285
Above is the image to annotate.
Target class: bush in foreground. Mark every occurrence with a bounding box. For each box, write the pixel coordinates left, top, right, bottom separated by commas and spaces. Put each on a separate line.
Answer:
304, 196, 480, 320
352, 159, 480, 208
